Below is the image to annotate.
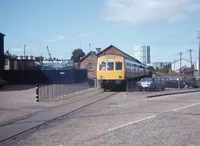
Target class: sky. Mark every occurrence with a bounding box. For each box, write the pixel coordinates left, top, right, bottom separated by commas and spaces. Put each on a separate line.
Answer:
1, 0, 200, 63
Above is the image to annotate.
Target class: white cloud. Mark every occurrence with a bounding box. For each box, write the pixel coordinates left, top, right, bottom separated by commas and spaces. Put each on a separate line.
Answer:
48, 33, 94, 42
48, 36, 69, 42
103, 0, 200, 25
74, 33, 95, 39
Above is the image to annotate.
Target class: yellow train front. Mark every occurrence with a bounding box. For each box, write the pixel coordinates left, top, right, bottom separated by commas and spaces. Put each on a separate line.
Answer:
96, 54, 151, 91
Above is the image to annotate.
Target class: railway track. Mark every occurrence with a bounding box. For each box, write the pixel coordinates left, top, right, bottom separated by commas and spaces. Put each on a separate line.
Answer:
0, 89, 105, 128
0, 91, 118, 145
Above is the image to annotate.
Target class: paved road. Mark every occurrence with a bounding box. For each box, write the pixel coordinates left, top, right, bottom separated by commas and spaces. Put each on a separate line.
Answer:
0, 84, 93, 125
2, 91, 200, 146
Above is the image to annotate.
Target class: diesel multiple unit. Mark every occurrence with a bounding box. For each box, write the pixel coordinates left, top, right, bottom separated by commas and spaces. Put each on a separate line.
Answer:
97, 54, 152, 91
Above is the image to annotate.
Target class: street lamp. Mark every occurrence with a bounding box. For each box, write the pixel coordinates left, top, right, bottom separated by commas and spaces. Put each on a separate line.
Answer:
197, 31, 200, 77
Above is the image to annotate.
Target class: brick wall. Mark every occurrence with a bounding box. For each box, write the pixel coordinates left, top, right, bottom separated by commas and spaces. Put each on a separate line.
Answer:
80, 55, 97, 79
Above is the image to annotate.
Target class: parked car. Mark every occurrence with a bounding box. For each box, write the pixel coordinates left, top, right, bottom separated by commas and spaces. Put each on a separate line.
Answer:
136, 77, 166, 91
164, 76, 198, 89
163, 76, 185, 88
182, 78, 198, 88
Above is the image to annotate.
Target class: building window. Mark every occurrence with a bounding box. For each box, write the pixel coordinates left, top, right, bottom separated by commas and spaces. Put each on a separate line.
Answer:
88, 63, 93, 70
115, 62, 122, 70
107, 62, 114, 70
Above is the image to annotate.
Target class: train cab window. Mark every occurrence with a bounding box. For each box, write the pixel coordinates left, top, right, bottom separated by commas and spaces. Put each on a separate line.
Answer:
107, 62, 114, 70
99, 62, 106, 70
115, 62, 122, 70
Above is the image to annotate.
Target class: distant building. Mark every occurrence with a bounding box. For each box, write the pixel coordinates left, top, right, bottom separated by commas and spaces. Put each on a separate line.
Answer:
80, 51, 97, 79
4, 54, 39, 70
151, 62, 170, 70
134, 45, 151, 64
171, 59, 192, 72
4, 58, 39, 70
194, 61, 199, 71
0, 32, 5, 76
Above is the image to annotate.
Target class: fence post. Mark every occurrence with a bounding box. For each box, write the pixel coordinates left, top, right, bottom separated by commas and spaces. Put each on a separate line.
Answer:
94, 79, 97, 88
36, 84, 39, 102
132, 79, 134, 94
126, 78, 128, 95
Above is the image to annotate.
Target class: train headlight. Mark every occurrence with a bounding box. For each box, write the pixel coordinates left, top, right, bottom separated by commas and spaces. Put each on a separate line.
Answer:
119, 75, 122, 79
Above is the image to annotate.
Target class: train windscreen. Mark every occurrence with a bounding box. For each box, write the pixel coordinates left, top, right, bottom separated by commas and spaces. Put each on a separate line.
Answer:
99, 62, 106, 70
107, 62, 114, 70
115, 62, 122, 70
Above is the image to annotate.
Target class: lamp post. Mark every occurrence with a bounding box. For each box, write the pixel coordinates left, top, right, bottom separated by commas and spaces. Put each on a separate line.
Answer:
197, 31, 200, 77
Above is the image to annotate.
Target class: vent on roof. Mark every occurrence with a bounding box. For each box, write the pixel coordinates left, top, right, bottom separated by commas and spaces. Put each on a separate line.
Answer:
96, 48, 101, 53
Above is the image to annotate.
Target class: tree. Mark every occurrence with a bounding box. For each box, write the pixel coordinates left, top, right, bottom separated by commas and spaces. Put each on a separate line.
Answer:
155, 67, 159, 72
89, 51, 96, 55
71, 48, 85, 63
4, 51, 12, 59
160, 63, 171, 74
147, 66, 156, 73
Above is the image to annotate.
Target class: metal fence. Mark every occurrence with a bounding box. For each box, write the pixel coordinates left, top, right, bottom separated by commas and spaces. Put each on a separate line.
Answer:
196, 77, 200, 88
126, 79, 141, 93
37, 82, 92, 102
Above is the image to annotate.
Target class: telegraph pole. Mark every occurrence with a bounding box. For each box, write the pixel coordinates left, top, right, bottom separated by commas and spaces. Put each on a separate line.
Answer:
174, 59, 175, 72
187, 49, 193, 76
197, 31, 200, 77
24, 44, 26, 58
188, 49, 192, 68
178, 52, 182, 75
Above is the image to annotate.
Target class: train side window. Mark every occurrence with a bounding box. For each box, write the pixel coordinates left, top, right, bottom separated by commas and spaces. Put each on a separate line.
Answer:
134, 65, 137, 72
115, 62, 122, 70
99, 62, 106, 70
107, 62, 114, 70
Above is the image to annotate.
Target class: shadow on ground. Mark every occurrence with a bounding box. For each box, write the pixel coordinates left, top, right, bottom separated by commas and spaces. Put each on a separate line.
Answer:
0, 85, 36, 91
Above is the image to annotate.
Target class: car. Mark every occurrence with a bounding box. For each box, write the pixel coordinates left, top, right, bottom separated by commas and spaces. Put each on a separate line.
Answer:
182, 78, 198, 88
136, 77, 165, 91
163, 76, 185, 88
163, 76, 198, 89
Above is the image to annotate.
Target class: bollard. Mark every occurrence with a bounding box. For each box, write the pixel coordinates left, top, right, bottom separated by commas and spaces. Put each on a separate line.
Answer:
36, 84, 39, 102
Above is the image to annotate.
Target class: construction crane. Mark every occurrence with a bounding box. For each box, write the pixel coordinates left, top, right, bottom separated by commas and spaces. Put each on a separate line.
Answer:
46, 46, 53, 61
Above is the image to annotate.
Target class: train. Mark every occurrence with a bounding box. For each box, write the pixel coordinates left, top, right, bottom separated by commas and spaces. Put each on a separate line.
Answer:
96, 54, 152, 91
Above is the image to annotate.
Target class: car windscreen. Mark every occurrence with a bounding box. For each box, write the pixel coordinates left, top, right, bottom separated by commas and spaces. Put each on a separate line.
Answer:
140, 78, 153, 82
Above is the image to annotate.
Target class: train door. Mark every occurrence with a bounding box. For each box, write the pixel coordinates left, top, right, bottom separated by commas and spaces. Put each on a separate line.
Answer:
136, 66, 139, 77
115, 61, 123, 79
